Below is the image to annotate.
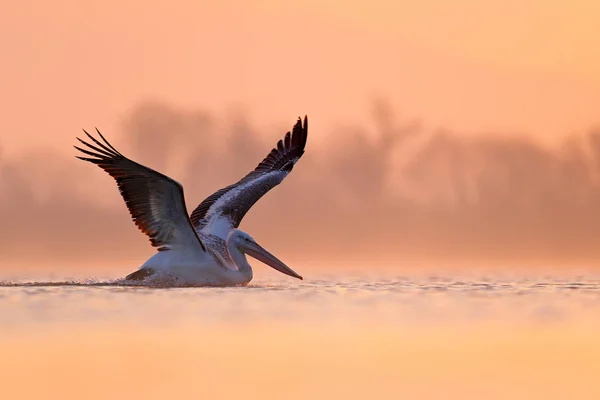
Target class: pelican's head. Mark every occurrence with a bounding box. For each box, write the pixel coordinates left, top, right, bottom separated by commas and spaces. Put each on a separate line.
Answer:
230, 230, 303, 280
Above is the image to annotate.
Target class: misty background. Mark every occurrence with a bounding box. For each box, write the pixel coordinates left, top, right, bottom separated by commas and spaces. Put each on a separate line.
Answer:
2, 99, 600, 273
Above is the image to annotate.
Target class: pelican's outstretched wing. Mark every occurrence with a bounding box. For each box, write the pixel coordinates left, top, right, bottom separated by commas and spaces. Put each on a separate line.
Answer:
190, 116, 308, 238
74, 129, 206, 252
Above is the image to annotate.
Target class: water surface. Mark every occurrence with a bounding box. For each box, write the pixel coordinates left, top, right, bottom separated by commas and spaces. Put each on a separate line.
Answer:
2, 272, 599, 399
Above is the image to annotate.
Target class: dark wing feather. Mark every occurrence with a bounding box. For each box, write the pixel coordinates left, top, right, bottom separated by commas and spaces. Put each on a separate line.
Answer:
189, 116, 308, 236
74, 129, 206, 251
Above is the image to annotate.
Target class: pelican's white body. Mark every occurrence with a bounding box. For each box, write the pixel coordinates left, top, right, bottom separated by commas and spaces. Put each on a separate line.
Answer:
138, 250, 252, 286
133, 231, 254, 286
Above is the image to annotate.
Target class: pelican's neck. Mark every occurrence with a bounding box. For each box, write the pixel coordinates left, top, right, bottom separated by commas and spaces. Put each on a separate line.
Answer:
227, 237, 253, 281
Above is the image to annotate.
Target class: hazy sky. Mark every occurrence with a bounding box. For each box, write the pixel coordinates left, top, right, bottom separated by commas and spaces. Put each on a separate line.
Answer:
1, 0, 599, 156
2, 1, 600, 273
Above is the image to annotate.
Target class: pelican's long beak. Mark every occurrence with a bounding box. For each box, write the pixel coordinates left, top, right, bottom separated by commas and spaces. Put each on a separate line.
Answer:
241, 241, 303, 280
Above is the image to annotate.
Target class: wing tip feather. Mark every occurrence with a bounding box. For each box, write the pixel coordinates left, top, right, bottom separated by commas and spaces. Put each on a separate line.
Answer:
74, 128, 207, 253
188, 113, 309, 229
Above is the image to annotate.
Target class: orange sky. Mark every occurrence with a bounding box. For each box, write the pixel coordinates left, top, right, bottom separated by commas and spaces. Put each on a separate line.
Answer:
1, 0, 599, 156
2, 1, 600, 272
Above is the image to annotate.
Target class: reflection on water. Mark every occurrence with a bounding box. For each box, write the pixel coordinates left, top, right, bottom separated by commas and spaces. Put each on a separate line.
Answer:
2, 274, 600, 328
1, 273, 600, 399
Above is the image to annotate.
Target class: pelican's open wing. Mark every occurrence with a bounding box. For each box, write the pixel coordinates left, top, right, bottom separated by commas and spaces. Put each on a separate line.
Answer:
190, 116, 308, 238
74, 129, 206, 252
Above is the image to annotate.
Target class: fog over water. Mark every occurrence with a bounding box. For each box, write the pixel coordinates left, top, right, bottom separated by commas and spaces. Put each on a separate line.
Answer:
2, 100, 600, 272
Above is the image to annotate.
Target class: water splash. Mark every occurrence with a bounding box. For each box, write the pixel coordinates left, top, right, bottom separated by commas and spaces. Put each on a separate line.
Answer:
0, 278, 142, 287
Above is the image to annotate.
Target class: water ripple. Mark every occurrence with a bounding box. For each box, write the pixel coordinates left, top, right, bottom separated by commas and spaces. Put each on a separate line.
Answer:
1, 275, 600, 330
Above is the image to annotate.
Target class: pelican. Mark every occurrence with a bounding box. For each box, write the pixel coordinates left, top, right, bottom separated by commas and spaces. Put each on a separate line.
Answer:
74, 116, 308, 286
